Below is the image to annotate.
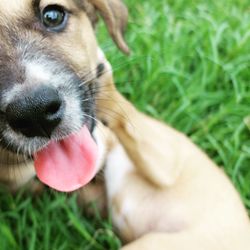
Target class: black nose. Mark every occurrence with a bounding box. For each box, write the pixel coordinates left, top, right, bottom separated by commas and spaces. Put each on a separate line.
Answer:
6, 86, 64, 138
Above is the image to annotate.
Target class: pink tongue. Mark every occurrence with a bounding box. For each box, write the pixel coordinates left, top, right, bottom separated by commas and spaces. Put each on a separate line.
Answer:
34, 126, 98, 192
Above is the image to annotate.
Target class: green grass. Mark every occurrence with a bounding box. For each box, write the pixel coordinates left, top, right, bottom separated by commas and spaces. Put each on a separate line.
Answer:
1, 0, 250, 249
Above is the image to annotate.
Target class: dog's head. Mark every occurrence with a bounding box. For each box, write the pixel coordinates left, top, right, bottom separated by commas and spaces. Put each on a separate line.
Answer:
0, 0, 128, 191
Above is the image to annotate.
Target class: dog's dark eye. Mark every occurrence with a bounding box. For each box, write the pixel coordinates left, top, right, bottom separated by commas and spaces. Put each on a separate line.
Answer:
42, 5, 67, 32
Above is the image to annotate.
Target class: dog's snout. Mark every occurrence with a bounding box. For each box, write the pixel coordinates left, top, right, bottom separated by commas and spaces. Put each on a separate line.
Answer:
6, 86, 64, 138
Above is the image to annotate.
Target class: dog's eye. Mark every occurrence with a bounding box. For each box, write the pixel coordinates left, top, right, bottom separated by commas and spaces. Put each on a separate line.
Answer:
42, 5, 68, 32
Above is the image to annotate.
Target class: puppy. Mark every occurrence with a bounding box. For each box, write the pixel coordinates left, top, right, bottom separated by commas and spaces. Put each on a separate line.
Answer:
92, 52, 250, 250
0, 1, 249, 250
0, 0, 128, 191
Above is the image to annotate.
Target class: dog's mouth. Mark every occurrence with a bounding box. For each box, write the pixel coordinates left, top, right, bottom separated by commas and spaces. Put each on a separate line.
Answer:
2, 83, 99, 192
1, 96, 99, 192
0, 55, 100, 192
1, 93, 99, 193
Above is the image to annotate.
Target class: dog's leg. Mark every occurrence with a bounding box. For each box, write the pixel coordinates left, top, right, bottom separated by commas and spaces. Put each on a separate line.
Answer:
120, 231, 248, 250
97, 50, 250, 250
104, 143, 250, 250
121, 232, 210, 250
96, 49, 194, 188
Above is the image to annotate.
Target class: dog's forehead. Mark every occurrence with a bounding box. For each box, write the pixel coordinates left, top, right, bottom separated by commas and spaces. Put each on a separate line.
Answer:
0, 0, 30, 17
0, 0, 83, 19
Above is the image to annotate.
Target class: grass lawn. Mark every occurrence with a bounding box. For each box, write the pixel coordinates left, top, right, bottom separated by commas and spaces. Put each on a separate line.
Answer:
0, 0, 250, 249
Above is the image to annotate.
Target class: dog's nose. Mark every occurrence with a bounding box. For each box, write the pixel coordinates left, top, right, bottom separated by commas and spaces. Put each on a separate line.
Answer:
6, 86, 64, 138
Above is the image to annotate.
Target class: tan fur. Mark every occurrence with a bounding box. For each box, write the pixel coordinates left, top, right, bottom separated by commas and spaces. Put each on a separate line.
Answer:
96, 54, 250, 249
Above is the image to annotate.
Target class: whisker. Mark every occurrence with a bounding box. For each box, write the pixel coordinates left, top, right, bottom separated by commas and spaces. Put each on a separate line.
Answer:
79, 54, 148, 88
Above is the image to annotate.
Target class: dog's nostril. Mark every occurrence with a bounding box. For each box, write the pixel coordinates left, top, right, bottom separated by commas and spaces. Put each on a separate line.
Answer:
45, 100, 61, 116
13, 119, 31, 130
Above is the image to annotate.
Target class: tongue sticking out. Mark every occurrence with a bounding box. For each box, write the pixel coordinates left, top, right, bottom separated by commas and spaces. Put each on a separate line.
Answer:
34, 126, 98, 192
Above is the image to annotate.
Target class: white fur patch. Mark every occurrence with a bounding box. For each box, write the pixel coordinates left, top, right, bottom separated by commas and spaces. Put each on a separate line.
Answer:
105, 144, 134, 198
97, 47, 112, 73
25, 61, 52, 83
92, 126, 107, 173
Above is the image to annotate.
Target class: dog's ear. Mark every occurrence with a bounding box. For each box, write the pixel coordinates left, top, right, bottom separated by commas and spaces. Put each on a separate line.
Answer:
87, 0, 130, 54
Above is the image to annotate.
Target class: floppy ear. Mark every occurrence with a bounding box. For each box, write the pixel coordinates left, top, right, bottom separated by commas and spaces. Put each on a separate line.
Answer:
88, 0, 130, 54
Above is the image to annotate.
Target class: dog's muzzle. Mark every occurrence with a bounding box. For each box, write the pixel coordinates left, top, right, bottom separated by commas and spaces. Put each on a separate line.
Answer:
0, 38, 96, 157
0, 37, 100, 191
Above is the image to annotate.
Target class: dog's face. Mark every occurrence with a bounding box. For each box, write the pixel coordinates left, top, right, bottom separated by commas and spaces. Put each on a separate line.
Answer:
0, 0, 128, 159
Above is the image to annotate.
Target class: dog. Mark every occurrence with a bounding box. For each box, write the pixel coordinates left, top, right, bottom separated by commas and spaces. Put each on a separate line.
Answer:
93, 52, 250, 250
0, 0, 128, 191
0, 1, 249, 250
